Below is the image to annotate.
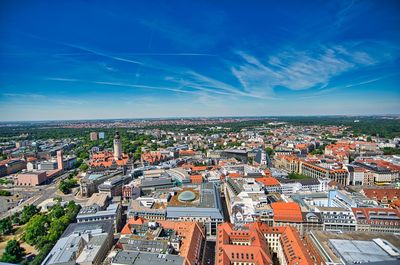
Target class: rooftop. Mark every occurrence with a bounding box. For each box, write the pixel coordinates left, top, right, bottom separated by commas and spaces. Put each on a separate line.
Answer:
329, 239, 400, 264
112, 251, 184, 265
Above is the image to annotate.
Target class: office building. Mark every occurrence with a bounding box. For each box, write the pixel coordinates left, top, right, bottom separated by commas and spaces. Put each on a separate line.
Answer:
42, 221, 113, 265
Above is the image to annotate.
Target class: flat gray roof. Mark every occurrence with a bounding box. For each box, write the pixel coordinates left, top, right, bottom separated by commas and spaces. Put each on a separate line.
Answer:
329, 239, 398, 264
112, 251, 184, 265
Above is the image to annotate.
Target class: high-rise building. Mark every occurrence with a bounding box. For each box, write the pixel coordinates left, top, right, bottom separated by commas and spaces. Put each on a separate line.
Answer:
113, 131, 122, 160
90, 132, 98, 141
56, 150, 64, 171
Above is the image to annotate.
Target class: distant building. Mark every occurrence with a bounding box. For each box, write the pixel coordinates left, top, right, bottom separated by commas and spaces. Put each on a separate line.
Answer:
90, 132, 98, 141
114, 131, 122, 160
15, 171, 47, 186
98, 175, 132, 197
254, 148, 267, 165
89, 132, 129, 171
77, 203, 122, 232
0, 159, 26, 177
352, 207, 400, 233
57, 150, 63, 171
37, 154, 76, 171
361, 188, 400, 207
141, 151, 169, 165
80, 171, 122, 197
270, 202, 323, 236
38, 161, 58, 171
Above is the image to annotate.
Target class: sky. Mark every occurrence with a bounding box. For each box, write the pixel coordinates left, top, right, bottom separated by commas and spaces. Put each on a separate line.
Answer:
0, 0, 399, 121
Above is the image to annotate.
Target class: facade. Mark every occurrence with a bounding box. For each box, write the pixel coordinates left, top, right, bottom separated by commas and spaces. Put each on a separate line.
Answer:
278, 178, 329, 194
15, 171, 47, 186
317, 207, 357, 231
300, 162, 349, 186
0, 159, 26, 176
352, 207, 400, 233
80, 171, 122, 197
98, 175, 132, 197
271, 202, 323, 236
77, 203, 123, 232
355, 161, 397, 183
38, 161, 58, 171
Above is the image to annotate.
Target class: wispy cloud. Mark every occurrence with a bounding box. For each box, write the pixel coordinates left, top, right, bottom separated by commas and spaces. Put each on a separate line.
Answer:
2, 93, 47, 99
55, 99, 88, 105
300, 73, 398, 99
230, 43, 392, 96
46, 77, 80, 82
46, 78, 201, 96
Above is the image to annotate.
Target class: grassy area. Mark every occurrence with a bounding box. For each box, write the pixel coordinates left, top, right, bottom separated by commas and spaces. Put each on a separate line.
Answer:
0, 224, 38, 257
0, 179, 12, 185
287, 172, 311, 180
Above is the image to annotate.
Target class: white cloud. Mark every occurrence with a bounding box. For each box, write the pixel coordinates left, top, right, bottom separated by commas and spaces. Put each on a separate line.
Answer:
230, 43, 388, 96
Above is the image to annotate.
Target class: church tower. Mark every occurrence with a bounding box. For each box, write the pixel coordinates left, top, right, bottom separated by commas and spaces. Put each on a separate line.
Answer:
113, 131, 122, 160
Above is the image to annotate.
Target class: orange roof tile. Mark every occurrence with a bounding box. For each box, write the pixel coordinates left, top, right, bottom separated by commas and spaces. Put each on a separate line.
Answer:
271, 202, 303, 222
256, 177, 280, 186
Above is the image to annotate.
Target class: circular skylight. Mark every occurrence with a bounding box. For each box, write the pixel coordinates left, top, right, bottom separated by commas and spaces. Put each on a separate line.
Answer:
178, 190, 196, 202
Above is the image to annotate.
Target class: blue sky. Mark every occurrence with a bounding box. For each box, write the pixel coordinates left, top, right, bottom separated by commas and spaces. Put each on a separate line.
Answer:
0, 0, 399, 121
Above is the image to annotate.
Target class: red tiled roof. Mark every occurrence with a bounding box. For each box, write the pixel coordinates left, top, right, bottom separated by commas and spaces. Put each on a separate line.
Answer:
271, 202, 303, 222
256, 177, 280, 186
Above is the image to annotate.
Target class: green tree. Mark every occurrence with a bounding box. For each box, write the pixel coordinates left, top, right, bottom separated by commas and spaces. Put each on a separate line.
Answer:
0, 240, 25, 263
24, 215, 48, 246
11, 214, 20, 225
288, 172, 310, 180
59, 178, 78, 194
382, 147, 400, 155
49, 204, 65, 220
19, 205, 39, 224
0, 218, 13, 235
0, 190, 11, 196
79, 163, 89, 171
265, 147, 274, 156
46, 219, 65, 243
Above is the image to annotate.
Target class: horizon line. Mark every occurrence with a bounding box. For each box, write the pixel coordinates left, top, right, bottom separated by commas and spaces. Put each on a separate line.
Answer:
1, 113, 400, 123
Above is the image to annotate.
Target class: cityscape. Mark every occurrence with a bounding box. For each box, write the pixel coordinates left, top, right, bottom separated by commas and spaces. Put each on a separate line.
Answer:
1, 1, 400, 265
